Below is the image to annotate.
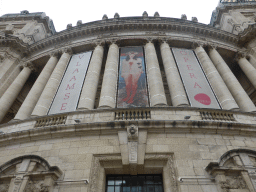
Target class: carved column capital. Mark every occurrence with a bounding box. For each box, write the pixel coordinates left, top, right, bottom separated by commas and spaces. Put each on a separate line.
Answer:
20, 62, 37, 72
49, 51, 59, 58
191, 41, 206, 49
60, 47, 73, 55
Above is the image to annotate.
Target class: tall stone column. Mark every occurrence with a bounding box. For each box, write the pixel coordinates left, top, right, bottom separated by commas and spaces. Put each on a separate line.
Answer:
144, 41, 167, 107
195, 46, 239, 110
0, 63, 32, 123
249, 54, 256, 69
78, 44, 104, 110
237, 56, 256, 89
98, 43, 119, 108
32, 48, 72, 116
209, 48, 256, 112
160, 41, 189, 107
14, 52, 59, 120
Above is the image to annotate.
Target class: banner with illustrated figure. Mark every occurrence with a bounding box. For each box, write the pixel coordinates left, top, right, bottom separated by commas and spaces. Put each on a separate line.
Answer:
48, 51, 92, 114
117, 47, 149, 108
172, 48, 220, 109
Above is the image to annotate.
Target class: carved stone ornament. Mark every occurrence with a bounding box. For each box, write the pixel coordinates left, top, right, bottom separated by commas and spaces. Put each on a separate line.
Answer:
181, 14, 187, 20
127, 124, 138, 141
0, 184, 9, 192
192, 17, 198, 23
77, 20, 82, 26
66, 24, 72, 29
154, 12, 160, 18
220, 176, 247, 192
102, 14, 108, 20
49, 51, 58, 58
142, 11, 148, 18
114, 13, 120, 19
21, 62, 36, 71
235, 25, 244, 33
24, 180, 49, 192
61, 47, 72, 54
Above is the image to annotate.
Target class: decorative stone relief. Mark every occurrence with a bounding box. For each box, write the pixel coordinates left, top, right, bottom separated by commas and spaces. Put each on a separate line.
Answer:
220, 176, 247, 192
154, 12, 160, 18
114, 13, 120, 19
24, 181, 49, 192
127, 124, 138, 141
0, 184, 9, 192
142, 11, 148, 19
181, 14, 187, 20
102, 14, 108, 20
192, 17, 198, 22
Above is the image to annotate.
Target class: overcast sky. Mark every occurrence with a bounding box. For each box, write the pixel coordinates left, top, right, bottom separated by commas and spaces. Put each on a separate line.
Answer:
0, 0, 220, 32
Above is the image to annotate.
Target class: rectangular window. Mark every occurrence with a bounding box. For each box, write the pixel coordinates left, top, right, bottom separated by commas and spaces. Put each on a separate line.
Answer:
106, 175, 164, 192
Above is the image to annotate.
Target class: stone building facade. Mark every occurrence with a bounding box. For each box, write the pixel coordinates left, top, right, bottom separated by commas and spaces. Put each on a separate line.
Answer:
1, 0, 256, 191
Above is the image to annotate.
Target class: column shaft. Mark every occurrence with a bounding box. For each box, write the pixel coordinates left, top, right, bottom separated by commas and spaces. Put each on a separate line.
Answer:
209, 48, 256, 112
32, 51, 71, 116
14, 55, 59, 120
160, 42, 189, 107
0, 66, 32, 123
78, 45, 104, 110
98, 43, 119, 108
195, 46, 239, 110
238, 57, 256, 88
144, 42, 167, 106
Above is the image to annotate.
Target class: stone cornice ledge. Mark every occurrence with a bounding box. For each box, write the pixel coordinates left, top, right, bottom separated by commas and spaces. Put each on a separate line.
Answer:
27, 17, 239, 54
0, 120, 255, 146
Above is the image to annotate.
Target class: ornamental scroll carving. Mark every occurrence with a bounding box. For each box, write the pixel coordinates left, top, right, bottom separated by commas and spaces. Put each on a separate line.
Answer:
24, 181, 49, 192
0, 155, 62, 192
206, 149, 256, 192
220, 176, 247, 192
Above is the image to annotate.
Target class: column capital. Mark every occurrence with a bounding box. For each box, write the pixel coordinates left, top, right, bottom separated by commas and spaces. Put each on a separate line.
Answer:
60, 47, 73, 55
207, 43, 218, 50
235, 51, 249, 61
49, 51, 59, 58
191, 41, 206, 49
20, 62, 37, 72
157, 38, 169, 45
93, 40, 105, 47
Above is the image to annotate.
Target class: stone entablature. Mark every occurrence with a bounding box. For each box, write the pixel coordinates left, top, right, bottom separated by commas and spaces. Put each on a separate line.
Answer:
0, 107, 254, 146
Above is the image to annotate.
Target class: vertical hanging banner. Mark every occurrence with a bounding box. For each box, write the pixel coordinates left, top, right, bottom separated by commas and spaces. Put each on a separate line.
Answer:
48, 51, 92, 115
172, 48, 220, 109
117, 47, 149, 108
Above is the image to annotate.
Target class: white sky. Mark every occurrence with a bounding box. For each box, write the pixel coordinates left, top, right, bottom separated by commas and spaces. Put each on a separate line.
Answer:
0, 0, 220, 32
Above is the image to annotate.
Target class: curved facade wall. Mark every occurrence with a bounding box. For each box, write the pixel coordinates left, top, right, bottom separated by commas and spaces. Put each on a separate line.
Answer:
1, 6, 256, 192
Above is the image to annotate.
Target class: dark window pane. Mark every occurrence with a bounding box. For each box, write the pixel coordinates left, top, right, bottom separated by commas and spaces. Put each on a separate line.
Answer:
155, 185, 163, 192
145, 176, 154, 184
131, 186, 137, 192
108, 177, 115, 185
147, 185, 155, 192
115, 186, 121, 192
131, 176, 138, 186
115, 177, 122, 185
138, 176, 145, 185
122, 186, 130, 192
107, 186, 115, 192
123, 176, 131, 186
154, 176, 162, 184
138, 186, 146, 192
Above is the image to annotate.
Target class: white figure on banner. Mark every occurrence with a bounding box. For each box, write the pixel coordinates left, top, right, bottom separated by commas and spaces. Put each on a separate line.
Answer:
121, 51, 143, 104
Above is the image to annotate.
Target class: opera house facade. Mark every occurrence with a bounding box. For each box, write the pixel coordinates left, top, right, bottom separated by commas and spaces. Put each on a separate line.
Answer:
1, 0, 256, 191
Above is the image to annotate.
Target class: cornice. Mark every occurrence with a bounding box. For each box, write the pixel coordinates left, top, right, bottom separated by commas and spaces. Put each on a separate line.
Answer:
213, 3, 256, 26
238, 23, 256, 46
27, 17, 239, 55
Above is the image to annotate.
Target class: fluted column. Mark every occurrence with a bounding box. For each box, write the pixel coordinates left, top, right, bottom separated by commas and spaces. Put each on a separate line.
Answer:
160, 41, 189, 107
32, 49, 72, 116
78, 44, 104, 110
237, 56, 256, 89
0, 64, 32, 123
195, 46, 239, 110
144, 41, 167, 106
98, 43, 119, 108
14, 53, 59, 120
209, 48, 256, 112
